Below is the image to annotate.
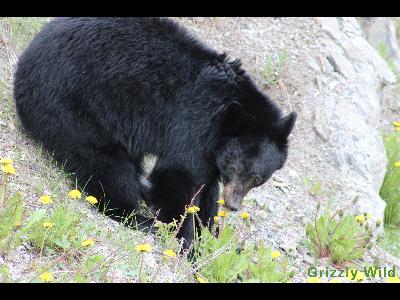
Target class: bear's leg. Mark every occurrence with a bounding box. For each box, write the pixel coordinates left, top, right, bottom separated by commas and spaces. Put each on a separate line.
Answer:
59, 147, 155, 231
148, 166, 201, 249
198, 181, 219, 230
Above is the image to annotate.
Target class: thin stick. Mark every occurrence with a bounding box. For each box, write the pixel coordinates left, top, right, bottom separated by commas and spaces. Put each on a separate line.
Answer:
173, 185, 205, 239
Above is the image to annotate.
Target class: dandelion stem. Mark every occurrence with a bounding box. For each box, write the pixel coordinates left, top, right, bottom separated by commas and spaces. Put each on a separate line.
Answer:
219, 217, 225, 239
192, 214, 196, 242
150, 257, 167, 283
40, 231, 48, 261
0, 174, 8, 209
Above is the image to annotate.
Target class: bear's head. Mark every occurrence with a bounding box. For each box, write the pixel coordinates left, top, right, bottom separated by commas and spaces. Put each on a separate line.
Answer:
215, 101, 296, 211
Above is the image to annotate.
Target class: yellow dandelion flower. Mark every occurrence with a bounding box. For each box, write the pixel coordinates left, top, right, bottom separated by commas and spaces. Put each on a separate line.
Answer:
355, 214, 365, 224
1, 164, 16, 175
163, 249, 177, 258
376, 218, 382, 227
42, 221, 53, 229
393, 121, 400, 127
271, 250, 281, 260
196, 276, 208, 283
39, 195, 52, 205
213, 216, 220, 222
68, 189, 82, 199
86, 195, 98, 205
187, 205, 200, 214
135, 243, 152, 252
386, 276, 400, 283
39, 272, 54, 282
365, 212, 372, 219
81, 238, 95, 247
240, 212, 250, 220
395, 161, 400, 167
329, 279, 343, 283
217, 210, 227, 217
307, 277, 322, 283
0, 158, 13, 165
217, 199, 225, 205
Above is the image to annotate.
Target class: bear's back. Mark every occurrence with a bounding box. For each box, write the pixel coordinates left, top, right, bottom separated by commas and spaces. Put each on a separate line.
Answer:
13, 17, 228, 155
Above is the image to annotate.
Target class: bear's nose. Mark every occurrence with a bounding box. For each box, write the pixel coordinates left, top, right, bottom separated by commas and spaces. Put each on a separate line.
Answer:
228, 164, 237, 172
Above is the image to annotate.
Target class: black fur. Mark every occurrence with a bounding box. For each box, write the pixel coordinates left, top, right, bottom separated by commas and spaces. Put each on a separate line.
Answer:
14, 17, 296, 247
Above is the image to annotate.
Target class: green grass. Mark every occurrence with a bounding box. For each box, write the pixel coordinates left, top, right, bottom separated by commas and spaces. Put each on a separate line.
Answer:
261, 48, 288, 88
379, 128, 400, 258
379, 226, 400, 258
377, 42, 397, 79
0, 18, 50, 123
0, 18, 51, 53
1, 163, 295, 282
380, 129, 400, 228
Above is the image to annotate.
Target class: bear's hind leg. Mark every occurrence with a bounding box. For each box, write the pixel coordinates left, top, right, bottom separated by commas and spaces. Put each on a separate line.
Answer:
60, 147, 155, 231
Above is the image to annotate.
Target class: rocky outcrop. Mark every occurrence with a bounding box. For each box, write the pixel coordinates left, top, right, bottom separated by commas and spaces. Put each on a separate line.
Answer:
360, 17, 400, 78
360, 18, 400, 131
311, 17, 395, 221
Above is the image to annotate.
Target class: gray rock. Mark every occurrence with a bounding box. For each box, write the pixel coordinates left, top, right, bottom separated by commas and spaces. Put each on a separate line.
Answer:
256, 210, 268, 220
361, 17, 400, 78
313, 109, 331, 142
308, 57, 321, 72
309, 17, 393, 221
280, 240, 297, 254
327, 52, 356, 78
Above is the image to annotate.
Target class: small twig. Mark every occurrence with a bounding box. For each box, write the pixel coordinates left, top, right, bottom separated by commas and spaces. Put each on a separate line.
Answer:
173, 185, 205, 239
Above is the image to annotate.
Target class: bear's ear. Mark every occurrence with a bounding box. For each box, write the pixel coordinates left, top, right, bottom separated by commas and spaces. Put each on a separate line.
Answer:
220, 101, 247, 135
275, 112, 297, 140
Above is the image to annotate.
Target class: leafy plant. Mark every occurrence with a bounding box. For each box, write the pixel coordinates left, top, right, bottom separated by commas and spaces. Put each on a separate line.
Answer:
305, 209, 373, 265
26, 203, 84, 252
0, 191, 25, 254
194, 225, 291, 283
194, 226, 248, 282
241, 242, 291, 283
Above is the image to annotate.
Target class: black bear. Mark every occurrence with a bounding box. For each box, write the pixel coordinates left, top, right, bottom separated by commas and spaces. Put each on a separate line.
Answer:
14, 17, 296, 248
